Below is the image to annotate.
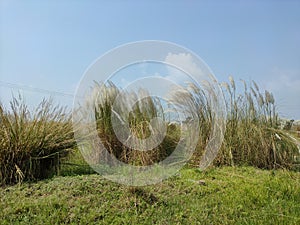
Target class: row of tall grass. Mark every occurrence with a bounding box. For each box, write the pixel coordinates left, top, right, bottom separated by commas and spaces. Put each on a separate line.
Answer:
0, 96, 75, 185
88, 77, 299, 170
1, 76, 299, 185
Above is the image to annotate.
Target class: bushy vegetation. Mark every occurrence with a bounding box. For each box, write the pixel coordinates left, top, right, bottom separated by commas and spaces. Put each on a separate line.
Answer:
214, 77, 299, 169
88, 78, 299, 170
90, 81, 180, 166
0, 96, 75, 185
1, 76, 299, 185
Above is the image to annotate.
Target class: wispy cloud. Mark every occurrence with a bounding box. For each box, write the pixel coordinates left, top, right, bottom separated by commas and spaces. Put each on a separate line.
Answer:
164, 53, 205, 84
264, 68, 300, 119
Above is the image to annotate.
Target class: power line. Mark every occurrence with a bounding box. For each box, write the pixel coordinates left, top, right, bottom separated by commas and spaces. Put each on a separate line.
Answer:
0, 81, 74, 98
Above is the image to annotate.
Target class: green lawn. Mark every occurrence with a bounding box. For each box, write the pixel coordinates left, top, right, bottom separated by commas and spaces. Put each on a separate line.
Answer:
1, 166, 299, 224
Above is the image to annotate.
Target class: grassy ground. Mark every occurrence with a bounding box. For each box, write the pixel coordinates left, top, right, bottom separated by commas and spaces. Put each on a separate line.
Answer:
1, 166, 299, 224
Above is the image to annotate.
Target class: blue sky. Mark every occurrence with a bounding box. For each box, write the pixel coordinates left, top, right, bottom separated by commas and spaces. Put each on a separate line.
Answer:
0, 0, 300, 119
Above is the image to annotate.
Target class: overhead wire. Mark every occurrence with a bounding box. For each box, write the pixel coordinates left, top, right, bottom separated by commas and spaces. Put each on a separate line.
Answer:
0, 81, 75, 98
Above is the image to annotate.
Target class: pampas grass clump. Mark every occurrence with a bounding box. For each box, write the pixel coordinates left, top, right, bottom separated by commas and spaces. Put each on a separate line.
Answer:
0, 96, 75, 185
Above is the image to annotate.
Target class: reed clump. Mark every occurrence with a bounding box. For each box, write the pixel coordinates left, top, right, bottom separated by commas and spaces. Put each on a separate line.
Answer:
88, 78, 299, 170
0, 96, 75, 185
165, 76, 299, 170
91, 81, 180, 166
214, 77, 299, 169
2, 76, 298, 186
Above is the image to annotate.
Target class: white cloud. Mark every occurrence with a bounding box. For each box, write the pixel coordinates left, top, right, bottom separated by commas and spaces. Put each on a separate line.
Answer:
165, 53, 201, 75
115, 54, 205, 95
163, 53, 205, 84
264, 68, 300, 119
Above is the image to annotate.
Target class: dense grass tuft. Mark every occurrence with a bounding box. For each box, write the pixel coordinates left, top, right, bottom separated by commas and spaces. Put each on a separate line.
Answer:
215, 78, 299, 169
0, 96, 76, 185
83, 78, 300, 170
185, 77, 299, 170
1, 77, 299, 185
91, 81, 180, 166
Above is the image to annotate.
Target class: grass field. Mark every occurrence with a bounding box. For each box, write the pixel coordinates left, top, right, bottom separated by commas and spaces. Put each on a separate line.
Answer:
1, 166, 299, 224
